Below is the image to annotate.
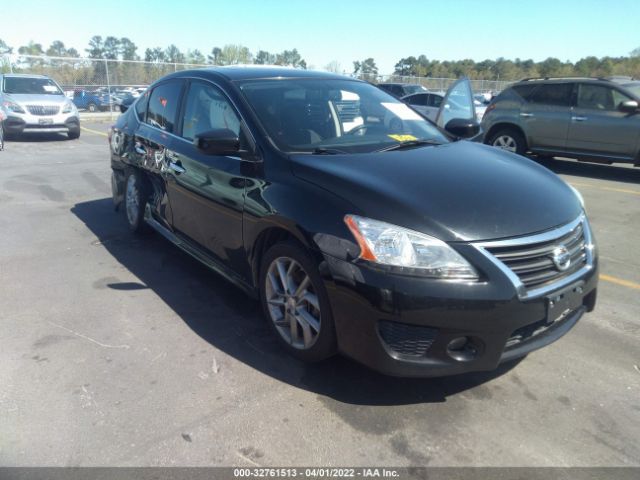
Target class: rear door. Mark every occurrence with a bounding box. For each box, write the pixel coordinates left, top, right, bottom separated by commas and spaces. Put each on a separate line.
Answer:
519, 82, 573, 151
403, 93, 432, 119
163, 79, 250, 273
566, 82, 640, 160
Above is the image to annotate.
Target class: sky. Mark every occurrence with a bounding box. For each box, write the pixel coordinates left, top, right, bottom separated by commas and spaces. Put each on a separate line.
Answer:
1, 0, 639, 74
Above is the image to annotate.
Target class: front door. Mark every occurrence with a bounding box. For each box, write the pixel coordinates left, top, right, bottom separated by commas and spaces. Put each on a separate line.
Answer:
566, 83, 640, 160
163, 80, 249, 272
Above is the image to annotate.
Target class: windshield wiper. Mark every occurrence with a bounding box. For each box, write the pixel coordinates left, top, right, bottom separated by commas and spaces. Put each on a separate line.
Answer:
311, 147, 349, 155
376, 139, 442, 152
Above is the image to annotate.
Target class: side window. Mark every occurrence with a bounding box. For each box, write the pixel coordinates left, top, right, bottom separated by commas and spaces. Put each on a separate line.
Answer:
529, 84, 573, 106
430, 95, 443, 108
408, 94, 428, 106
612, 89, 632, 109
146, 81, 183, 132
181, 81, 241, 142
135, 89, 149, 120
577, 84, 616, 110
511, 84, 538, 101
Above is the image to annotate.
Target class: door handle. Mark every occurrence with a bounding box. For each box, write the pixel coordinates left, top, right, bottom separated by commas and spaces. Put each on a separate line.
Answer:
168, 161, 186, 174
572, 116, 588, 122
520, 113, 534, 118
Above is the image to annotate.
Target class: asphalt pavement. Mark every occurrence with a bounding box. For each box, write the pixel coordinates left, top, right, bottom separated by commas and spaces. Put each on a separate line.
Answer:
0, 123, 638, 467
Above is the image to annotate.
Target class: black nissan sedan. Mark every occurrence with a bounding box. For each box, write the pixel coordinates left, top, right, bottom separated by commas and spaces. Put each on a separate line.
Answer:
108, 67, 598, 377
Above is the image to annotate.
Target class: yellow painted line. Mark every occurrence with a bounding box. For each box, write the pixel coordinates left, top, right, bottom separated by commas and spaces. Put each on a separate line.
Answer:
570, 182, 640, 196
600, 274, 640, 290
81, 126, 108, 137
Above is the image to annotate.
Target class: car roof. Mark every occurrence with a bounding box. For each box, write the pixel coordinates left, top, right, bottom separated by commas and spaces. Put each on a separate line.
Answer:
161, 66, 352, 82
0, 73, 51, 79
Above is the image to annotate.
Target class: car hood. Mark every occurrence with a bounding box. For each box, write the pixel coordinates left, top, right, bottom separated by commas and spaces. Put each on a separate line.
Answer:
5, 93, 67, 105
290, 141, 582, 242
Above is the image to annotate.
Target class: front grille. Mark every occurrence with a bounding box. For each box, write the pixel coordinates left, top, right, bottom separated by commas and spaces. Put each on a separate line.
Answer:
378, 320, 437, 357
26, 105, 59, 116
485, 221, 587, 292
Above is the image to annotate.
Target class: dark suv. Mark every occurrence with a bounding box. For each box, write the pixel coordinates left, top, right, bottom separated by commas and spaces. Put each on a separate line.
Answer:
109, 68, 597, 377
377, 82, 427, 98
482, 77, 640, 165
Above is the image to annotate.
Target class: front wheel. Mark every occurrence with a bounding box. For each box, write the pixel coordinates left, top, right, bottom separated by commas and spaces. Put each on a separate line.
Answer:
488, 128, 527, 156
67, 128, 80, 140
87, 103, 97, 113
260, 241, 337, 362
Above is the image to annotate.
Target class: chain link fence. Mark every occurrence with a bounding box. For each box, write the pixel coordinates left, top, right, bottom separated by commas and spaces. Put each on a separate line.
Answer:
358, 74, 513, 94
0, 54, 513, 102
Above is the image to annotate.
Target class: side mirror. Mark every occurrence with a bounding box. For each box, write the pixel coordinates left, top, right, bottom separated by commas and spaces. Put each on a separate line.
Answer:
119, 104, 129, 113
444, 118, 480, 139
194, 129, 240, 155
619, 100, 639, 113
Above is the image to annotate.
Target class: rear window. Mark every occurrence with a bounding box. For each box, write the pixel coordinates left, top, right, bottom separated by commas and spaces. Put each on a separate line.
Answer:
528, 83, 573, 106
145, 81, 183, 133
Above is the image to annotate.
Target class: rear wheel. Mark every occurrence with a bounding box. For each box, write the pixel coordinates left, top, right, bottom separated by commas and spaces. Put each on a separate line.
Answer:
488, 128, 527, 156
260, 241, 337, 362
124, 169, 149, 233
87, 103, 97, 113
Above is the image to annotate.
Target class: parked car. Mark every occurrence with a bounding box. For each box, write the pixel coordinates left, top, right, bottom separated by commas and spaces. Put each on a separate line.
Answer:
72, 89, 113, 112
377, 82, 428, 98
403, 91, 489, 122
109, 67, 597, 377
482, 77, 640, 164
0, 74, 80, 139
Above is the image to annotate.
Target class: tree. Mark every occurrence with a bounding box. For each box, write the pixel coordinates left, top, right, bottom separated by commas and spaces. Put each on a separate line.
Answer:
275, 49, 306, 69
86, 36, 104, 58
165, 44, 185, 64
218, 44, 252, 65
119, 38, 138, 61
255, 50, 276, 65
186, 49, 205, 64
46, 40, 67, 57
18, 41, 44, 56
0, 39, 13, 55
630, 47, 640, 57
208, 47, 223, 65
103, 36, 120, 60
537, 57, 563, 77
324, 60, 341, 73
354, 57, 377, 75
394, 56, 418, 75
144, 47, 165, 63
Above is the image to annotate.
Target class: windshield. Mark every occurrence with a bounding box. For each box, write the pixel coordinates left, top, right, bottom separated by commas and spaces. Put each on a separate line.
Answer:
238, 79, 448, 154
2, 77, 63, 95
623, 83, 640, 98
404, 85, 427, 95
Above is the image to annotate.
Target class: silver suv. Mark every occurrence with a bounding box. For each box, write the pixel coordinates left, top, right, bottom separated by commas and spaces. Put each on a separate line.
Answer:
481, 77, 640, 165
0, 74, 80, 139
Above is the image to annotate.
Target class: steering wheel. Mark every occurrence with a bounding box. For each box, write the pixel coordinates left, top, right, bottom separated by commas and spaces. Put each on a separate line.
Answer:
345, 124, 368, 136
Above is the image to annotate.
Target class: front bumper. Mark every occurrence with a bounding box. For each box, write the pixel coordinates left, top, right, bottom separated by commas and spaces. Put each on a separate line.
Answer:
322, 243, 598, 378
3, 112, 79, 134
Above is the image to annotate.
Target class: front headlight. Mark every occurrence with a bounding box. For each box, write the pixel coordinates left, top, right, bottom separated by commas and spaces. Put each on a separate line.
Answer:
62, 101, 75, 114
3, 101, 25, 114
344, 215, 479, 279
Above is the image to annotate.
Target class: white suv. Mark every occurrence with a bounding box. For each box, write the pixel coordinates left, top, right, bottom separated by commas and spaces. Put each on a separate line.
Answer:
0, 74, 80, 139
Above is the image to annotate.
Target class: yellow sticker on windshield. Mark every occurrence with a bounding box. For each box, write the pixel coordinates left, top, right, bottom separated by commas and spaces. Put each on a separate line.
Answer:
388, 134, 418, 142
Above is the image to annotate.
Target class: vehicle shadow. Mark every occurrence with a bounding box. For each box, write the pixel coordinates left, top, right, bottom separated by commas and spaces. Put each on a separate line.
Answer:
532, 155, 640, 185
71, 197, 521, 407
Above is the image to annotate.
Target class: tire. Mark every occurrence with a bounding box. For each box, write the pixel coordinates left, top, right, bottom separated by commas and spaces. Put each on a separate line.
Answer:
67, 129, 80, 140
123, 169, 149, 233
487, 128, 527, 156
260, 241, 337, 362
87, 103, 97, 113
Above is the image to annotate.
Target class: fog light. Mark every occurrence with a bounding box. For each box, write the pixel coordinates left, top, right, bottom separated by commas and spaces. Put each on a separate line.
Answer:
447, 336, 478, 362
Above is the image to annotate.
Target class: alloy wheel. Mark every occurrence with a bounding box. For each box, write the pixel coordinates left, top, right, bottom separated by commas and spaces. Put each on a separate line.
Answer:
125, 175, 140, 226
265, 256, 321, 350
492, 135, 517, 153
